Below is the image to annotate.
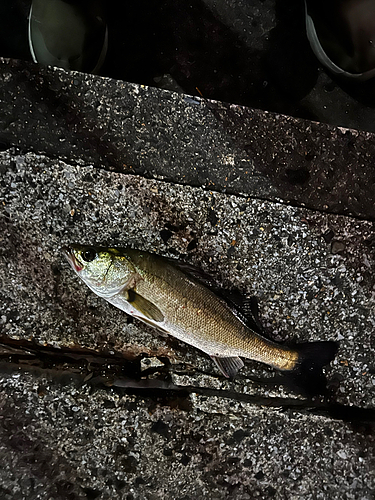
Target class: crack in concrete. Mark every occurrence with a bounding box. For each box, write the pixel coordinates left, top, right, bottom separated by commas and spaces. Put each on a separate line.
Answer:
0, 338, 374, 425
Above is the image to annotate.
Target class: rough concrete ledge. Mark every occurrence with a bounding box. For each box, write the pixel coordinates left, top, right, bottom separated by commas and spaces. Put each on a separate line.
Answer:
1, 59, 375, 219
1, 149, 375, 406
0, 149, 374, 498
0, 371, 374, 500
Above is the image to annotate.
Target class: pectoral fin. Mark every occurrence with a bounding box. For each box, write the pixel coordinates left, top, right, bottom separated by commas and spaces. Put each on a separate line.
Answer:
125, 289, 164, 322
210, 355, 244, 378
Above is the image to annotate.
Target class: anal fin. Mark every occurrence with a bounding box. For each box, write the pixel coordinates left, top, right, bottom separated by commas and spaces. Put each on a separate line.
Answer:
210, 356, 244, 378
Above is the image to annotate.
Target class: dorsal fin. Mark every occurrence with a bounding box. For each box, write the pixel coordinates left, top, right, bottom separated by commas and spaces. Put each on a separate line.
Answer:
224, 293, 263, 334
165, 258, 221, 290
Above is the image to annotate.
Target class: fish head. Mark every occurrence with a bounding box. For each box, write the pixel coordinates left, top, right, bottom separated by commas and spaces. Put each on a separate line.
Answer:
63, 244, 135, 298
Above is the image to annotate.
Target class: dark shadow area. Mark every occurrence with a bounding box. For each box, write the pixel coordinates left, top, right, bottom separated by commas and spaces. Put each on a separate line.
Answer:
265, 0, 320, 120
100, 0, 291, 113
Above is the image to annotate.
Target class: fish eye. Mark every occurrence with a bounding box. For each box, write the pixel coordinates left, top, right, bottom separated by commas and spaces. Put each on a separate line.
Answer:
81, 248, 97, 262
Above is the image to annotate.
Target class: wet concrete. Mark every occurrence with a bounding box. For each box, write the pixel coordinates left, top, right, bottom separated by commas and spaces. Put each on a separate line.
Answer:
0, 369, 374, 500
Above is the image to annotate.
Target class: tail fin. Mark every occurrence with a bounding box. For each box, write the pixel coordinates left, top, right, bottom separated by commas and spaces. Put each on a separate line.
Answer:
288, 341, 338, 397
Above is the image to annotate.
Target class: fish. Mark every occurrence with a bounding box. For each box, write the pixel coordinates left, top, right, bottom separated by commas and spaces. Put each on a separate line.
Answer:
63, 244, 338, 394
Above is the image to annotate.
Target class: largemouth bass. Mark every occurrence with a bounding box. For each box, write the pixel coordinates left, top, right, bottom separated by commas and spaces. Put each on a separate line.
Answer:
63, 244, 337, 392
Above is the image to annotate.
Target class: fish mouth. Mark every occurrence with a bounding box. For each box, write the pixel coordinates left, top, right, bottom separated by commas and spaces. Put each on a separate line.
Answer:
62, 246, 83, 272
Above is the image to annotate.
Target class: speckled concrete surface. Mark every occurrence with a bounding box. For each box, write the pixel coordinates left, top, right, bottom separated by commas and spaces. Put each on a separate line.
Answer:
0, 59, 375, 497
1, 59, 375, 220
0, 145, 372, 403
0, 370, 374, 500
0, 146, 375, 497
1, 150, 375, 408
